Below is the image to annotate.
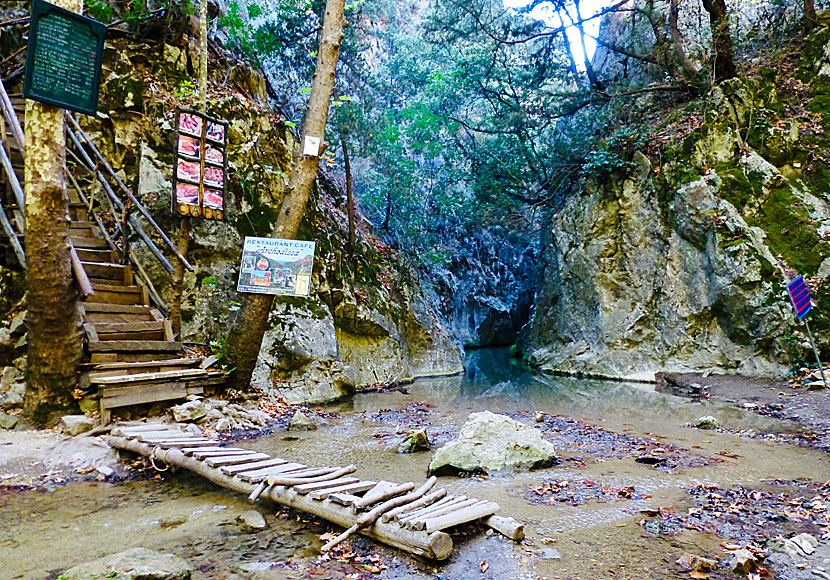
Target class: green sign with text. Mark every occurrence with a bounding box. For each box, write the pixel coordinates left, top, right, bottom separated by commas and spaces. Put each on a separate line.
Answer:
23, 0, 106, 116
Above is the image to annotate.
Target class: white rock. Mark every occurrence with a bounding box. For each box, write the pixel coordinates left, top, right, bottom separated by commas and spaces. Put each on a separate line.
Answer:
59, 547, 192, 580
60, 415, 96, 436
288, 411, 317, 431
170, 400, 208, 423
428, 411, 557, 475
237, 510, 267, 532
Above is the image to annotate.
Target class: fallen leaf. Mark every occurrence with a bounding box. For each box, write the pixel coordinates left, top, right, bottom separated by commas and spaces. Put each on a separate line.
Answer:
480, 560, 489, 573
689, 572, 709, 579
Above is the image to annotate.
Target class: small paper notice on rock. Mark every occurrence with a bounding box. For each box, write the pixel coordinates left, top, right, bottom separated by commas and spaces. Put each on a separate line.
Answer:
303, 136, 321, 156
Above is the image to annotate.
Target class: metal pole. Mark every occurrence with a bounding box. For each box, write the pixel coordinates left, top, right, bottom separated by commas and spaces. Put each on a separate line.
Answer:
804, 318, 827, 387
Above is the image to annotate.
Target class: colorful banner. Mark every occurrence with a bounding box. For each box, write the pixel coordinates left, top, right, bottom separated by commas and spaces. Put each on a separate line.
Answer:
172, 108, 228, 221
237, 237, 316, 296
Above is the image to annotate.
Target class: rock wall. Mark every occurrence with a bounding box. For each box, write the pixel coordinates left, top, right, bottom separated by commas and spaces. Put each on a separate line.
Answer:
520, 27, 830, 379
430, 227, 537, 349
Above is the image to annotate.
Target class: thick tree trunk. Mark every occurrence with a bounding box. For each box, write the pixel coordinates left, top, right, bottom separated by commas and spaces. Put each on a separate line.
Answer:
804, 0, 817, 33
701, 0, 736, 82
23, 0, 84, 425
341, 133, 355, 254
223, 0, 347, 390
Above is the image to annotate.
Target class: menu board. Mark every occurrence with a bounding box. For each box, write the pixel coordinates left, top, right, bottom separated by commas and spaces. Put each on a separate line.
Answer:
23, 0, 106, 116
237, 237, 316, 297
172, 108, 228, 221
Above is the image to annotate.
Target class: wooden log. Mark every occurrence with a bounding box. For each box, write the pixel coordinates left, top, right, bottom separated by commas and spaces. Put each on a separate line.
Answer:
221, 458, 288, 474
204, 453, 270, 467
322, 477, 437, 552
267, 465, 356, 487
236, 462, 307, 482
293, 477, 360, 494
382, 489, 447, 523
185, 448, 252, 456
328, 493, 362, 506
398, 495, 459, 525
424, 501, 500, 534
248, 481, 267, 502
354, 481, 415, 511
272, 466, 338, 479
309, 481, 378, 501
407, 498, 480, 530
483, 515, 524, 542
107, 436, 453, 560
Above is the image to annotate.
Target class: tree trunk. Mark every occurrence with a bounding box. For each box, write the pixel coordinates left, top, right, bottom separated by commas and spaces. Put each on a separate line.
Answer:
571, 0, 603, 90
668, 0, 701, 84
341, 132, 355, 254
169, 219, 190, 339
23, 0, 84, 425
701, 0, 736, 82
804, 0, 817, 33
223, 0, 347, 390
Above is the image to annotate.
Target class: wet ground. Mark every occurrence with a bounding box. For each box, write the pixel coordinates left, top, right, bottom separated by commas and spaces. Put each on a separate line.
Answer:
2, 349, 830, 579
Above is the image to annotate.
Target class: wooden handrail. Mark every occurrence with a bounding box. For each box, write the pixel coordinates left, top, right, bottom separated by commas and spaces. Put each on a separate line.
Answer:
66, 113, 193, 271
0, 79, 24, 151
0, 195, 24, 267
66, 128, 175, 274
68, 170, 168, 313
69, 242, 95, 299
0, 138, 25, 212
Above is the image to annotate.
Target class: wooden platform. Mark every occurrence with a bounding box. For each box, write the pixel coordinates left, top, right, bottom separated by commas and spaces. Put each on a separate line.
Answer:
108, 423, 524, 560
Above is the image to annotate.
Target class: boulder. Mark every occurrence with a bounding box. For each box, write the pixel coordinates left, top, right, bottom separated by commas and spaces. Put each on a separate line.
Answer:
60, 415, 96, 436
0, 382, 23, 410
695, 416, 721, 430
398, 428, 431, 453
288, 411, 317, 431
182, 423, 203, 436
237, 510, 268, 532
59, 547, 192, 580
170, 400, 208, 423
0, 411, 18, 430
427, 411, 557, 475
729, 548, 759, 575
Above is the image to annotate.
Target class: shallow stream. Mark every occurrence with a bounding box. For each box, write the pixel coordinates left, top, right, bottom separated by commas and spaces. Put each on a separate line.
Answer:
2, 349, 828, 580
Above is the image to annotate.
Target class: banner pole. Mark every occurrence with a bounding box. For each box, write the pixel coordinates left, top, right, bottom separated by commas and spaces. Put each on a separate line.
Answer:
804, 318, 827, 387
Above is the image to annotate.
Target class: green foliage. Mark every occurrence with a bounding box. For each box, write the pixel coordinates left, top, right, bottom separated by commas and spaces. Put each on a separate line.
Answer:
85, 0, 114, 23
581, 148, 635, 177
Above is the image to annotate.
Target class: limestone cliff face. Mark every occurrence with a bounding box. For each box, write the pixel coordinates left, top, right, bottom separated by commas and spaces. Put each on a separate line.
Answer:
520, 27, 830, 379
68, 31, 462, 403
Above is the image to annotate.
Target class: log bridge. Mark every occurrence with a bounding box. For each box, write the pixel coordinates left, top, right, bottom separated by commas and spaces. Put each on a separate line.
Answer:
108, 422, 525, 560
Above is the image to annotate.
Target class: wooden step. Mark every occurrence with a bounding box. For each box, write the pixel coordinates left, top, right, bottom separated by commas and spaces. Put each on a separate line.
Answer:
90, 367, 209, 385
87, 340, 182, 353
71, 235, 108, 249
91, 352, 182, 363
89, 283, 148, 306
80, 303, 159, 324
81, 261, 131, 283
88, 357, 201, 371
100, 381, 201, 409
76, 248, 117, 262
88, 320, 169, 341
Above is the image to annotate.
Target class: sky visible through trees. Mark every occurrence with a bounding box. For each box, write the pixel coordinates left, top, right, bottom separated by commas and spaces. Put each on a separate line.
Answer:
502, 0, 612, 64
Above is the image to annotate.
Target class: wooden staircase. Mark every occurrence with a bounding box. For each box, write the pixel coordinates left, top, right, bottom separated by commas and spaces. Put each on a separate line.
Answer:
0, 82, 224, 423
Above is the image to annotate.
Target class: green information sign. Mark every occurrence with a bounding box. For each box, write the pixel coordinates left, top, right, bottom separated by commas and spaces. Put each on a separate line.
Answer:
23, 0, 106, 116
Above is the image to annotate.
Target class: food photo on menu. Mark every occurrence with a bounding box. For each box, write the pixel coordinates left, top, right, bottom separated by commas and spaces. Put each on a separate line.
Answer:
206, 121, 225, 143
178, 112, 203, 137
203, 188, 224, 209
178, 135, 200, 159
204, 166, 224, 188
177, 159, 201, 183
176, 183, 199, 205
205, 145, 224, 165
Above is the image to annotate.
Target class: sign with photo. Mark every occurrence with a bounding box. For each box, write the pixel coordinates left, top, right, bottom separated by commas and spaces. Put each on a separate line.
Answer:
237, 237, 316, 297
172, 108, 228, 220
